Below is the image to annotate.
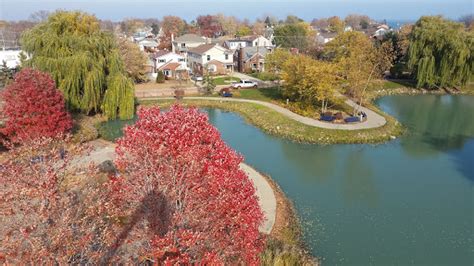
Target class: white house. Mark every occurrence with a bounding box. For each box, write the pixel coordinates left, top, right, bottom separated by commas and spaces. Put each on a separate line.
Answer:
224, 39, 249, 50
172, 34, 209, 55
138, 39, 159, 52
132, 26, 154, 42
373, 24, 391, 37
151, 50, 188, 79
224, 35, 273, 50
187, 43, 233, 75
0, 50, 23, 69
246, 35, 273, 47
315, 32, 337, 45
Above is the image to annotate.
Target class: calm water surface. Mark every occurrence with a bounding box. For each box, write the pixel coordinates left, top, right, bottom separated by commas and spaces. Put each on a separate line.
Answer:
100, 95, 474, 265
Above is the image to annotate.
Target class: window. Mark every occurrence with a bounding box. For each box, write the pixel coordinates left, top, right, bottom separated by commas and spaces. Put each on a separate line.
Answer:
181, 43, 186, 47
254, 42, 257, 46
178, 58, 185, 62
158, 59, 166, 63
208, 64, 217, 72
207, 55, 211, 61
225, 54, 229, 60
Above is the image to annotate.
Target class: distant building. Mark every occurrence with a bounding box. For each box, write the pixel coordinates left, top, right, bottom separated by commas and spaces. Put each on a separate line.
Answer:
0, 50, 23, 69
172, 34, 209, 55
224, 35, 273, 51
150, 50, 188, 79
138, 38, 159, 52
235, 46, 271, 73
315, 31, 338, 45
187, 43, 233, 75
132, 26, 154, 42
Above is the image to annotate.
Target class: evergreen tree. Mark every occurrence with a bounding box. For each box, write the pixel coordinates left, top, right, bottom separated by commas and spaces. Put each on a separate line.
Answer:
156, 71, 165, 83
21, 11, 135, 119
408, 16, 473, 89
203, 73, 216, 95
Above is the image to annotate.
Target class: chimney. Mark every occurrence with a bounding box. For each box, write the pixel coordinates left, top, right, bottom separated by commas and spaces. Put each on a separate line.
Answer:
238, 46, 244, 72
171, 33, 175, 53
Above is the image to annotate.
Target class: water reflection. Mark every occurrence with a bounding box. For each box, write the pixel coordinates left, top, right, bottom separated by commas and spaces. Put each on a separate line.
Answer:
449, 139, 474, 182
377, 95, 474, 155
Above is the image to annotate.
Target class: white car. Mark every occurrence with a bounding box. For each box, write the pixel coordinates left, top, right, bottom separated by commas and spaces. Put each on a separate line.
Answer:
191, 75, 203, 82
231, 79, 258, 89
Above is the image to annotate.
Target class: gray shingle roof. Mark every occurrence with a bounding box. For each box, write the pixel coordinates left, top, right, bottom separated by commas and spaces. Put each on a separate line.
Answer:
188, 44, 230, 55
174, 34, 207, 43
241, 46, 270, 61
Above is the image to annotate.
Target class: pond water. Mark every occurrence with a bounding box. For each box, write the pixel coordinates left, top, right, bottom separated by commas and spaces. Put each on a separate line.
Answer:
99, 95, 474, 265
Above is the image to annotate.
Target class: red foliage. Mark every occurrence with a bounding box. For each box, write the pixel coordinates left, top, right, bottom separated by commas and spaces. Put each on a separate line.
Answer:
0, 137, 111, 264
197, 15, 223, 37
0, 68, 72, 143
114, 105, 265, 264
0, 105, 264, 264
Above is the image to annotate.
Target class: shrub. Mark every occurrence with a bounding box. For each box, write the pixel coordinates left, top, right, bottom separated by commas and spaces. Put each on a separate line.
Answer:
0, 68, 72, 143
155, 71, 165, 83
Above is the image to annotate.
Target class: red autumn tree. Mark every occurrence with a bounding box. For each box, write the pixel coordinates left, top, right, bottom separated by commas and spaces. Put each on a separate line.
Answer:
113, 105, 265, 264
0, 68, 72, 143
197, 15, 223, 37
0, 137, 114, 264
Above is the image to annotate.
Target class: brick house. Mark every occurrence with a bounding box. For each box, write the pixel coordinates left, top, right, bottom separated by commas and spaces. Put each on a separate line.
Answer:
235, 46, 271, 73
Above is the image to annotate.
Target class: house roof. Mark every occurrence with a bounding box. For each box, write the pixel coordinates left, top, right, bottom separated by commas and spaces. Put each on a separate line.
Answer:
240, 35, 260, 41
174, 34, 207, 43
159, 62, 182, 71
139, 39, 159, 47
241, 46, 270, 62
188, 43, 230, 55
152, 50, 171, 58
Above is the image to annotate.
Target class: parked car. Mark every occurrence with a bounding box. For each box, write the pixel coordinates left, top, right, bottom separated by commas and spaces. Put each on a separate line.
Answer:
191, 75, 203, 82
231, 79, 258, 89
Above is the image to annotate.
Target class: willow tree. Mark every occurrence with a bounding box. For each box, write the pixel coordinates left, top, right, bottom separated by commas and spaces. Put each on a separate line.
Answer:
408, 16, 473, 89
21, 11, 134, 119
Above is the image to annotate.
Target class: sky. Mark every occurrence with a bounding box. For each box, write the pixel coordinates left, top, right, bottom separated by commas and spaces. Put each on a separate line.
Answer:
1, 0, 472, 22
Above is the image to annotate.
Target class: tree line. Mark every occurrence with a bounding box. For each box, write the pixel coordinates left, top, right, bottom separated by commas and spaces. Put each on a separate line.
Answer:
266, 15, 473, 114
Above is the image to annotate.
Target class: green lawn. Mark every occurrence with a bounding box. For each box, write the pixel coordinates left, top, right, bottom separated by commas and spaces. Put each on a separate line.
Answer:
249, 72, 279, 81
234, 87, 283, 102
382, 79, 417, 89
212, 76, 240, 85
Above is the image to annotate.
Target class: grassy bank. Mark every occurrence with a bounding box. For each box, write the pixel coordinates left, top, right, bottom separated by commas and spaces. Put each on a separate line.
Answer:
141, 99, 403, 145
369, 79, 474, 99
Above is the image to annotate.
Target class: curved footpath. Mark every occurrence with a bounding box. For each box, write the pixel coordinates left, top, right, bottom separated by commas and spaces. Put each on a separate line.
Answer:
142, 96, 387, 130
72, 140, 276, 234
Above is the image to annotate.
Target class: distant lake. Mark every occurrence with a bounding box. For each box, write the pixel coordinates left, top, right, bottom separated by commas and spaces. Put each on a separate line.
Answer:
100, 95, 474, 265
385, 19, 415, 29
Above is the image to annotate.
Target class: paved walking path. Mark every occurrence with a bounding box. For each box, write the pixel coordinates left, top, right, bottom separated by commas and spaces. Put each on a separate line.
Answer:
72, 140, 277, 234
143, 96, 387, 130
239, 163, 276, 234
